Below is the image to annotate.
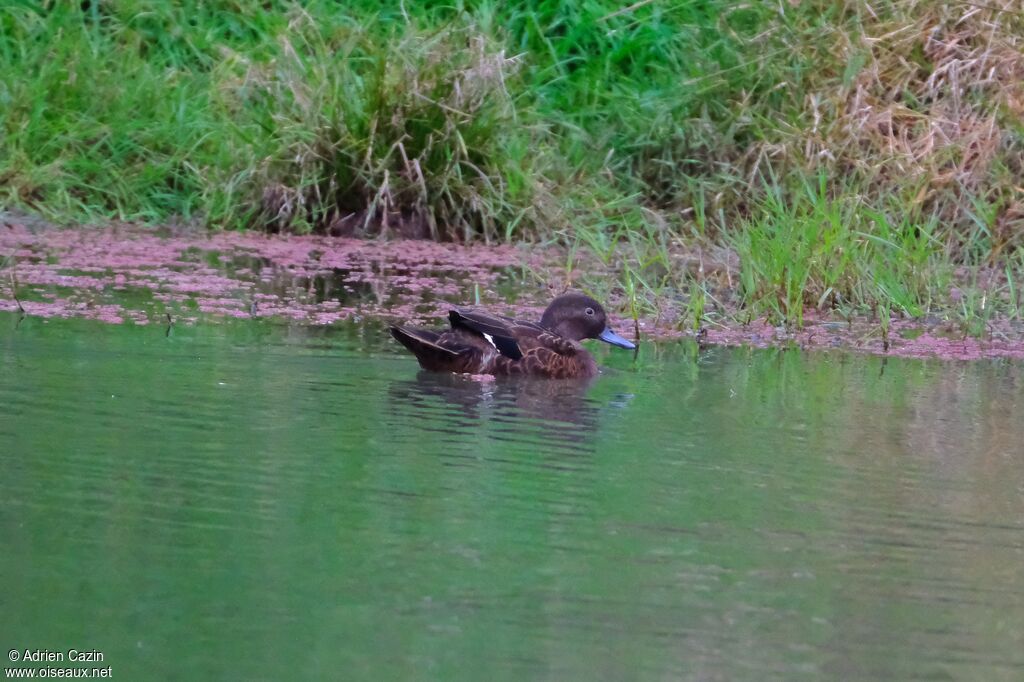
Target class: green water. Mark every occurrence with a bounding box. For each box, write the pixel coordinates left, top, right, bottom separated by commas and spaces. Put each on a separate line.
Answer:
2, 314, 1023, 681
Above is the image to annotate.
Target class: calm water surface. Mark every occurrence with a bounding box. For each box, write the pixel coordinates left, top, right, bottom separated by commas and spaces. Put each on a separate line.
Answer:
2, 313, 1023, 680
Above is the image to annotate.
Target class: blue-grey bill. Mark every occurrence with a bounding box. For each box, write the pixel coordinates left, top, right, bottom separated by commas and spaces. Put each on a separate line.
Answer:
599, 327, 636, 350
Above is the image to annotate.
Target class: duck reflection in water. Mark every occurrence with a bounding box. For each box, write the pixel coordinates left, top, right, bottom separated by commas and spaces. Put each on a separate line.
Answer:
387, 370, 630, 446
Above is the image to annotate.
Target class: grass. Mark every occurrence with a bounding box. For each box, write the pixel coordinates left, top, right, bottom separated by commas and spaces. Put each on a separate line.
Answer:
726, 175, 953, 326
1, 0, 1022, 333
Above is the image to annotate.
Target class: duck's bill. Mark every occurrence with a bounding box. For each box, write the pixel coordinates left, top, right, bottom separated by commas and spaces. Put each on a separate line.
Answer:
599, 327, 636, 350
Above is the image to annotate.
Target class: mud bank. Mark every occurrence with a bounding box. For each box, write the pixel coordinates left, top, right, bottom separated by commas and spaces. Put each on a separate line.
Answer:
2, 223, 1022, 361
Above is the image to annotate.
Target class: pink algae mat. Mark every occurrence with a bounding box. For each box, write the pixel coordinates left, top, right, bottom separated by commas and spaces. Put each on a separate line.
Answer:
0, 224, 548, 328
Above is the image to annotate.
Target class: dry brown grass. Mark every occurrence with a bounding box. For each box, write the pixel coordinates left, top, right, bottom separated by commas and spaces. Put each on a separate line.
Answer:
775, 1, 1024, 251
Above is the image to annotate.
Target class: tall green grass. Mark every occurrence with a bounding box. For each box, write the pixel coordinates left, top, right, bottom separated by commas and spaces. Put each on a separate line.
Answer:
729, 175, 952, 325
1, 1, 1021, 327
0, 0, 827, 231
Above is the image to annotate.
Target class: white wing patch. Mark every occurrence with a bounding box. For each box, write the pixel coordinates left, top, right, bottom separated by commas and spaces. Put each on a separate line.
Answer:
482, 333, 498, 349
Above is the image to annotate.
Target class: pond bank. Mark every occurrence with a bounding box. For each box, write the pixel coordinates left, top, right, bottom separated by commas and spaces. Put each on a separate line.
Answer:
2, 220, 1022, 361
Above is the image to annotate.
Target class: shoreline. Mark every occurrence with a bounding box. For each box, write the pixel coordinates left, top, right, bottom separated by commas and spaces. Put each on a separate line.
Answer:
2, 221, 1022, 362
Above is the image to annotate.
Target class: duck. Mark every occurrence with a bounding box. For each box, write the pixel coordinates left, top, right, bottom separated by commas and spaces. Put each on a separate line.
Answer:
389, 293, 636, 378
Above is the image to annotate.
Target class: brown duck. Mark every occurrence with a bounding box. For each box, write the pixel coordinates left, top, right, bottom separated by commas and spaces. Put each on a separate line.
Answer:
390, 293, 636, 378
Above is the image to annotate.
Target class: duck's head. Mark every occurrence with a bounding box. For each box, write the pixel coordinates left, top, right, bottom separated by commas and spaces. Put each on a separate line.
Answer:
540, 293, 636, 349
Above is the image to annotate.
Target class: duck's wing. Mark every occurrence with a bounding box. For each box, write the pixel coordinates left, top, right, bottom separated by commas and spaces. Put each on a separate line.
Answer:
390, 326, 470, 368
448, 309, 524, 360
395, 323, 509, 369
448, 310, 579, 359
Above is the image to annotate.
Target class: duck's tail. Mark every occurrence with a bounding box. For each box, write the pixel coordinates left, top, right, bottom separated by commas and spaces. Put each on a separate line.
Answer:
390, 326, 469, 372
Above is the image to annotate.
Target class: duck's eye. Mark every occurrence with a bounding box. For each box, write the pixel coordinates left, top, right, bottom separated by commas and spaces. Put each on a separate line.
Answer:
585, 307, 595, 316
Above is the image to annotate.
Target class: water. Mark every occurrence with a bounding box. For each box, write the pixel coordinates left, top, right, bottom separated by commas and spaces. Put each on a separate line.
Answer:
2, 313, 1023, 681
